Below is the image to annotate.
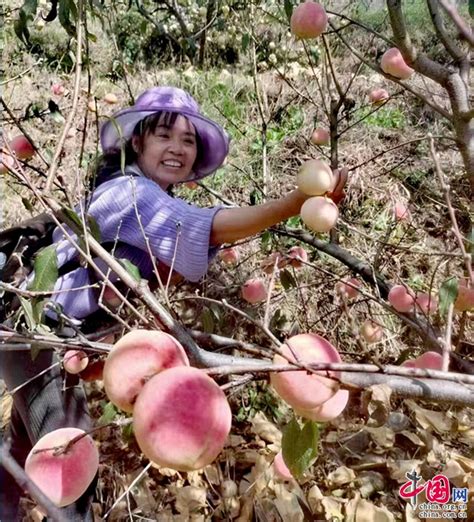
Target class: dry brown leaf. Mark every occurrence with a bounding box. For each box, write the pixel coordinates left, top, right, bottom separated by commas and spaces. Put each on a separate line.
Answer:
405, 400, 453, 434
321, 496, 345, 521
307, 484, 324, 514
171, 485, 207, 516
328, 466, 356, 487
387, 459, 422, 482
1, 392, 12, 430
452, 453, 474, 473
250, 411, 282, 445
273, 483, 305, 522
399, 430, 425, 446
362, 384, 392, 426
365, 426, 395, 448
443, 459, 467, 488
354, 498, 395, 522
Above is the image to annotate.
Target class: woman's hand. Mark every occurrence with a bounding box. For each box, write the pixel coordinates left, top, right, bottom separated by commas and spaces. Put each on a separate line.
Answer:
328, 167, 348, 205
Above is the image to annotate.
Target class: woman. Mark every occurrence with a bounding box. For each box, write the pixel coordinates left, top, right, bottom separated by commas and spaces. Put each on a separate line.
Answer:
0, 86, 346, 520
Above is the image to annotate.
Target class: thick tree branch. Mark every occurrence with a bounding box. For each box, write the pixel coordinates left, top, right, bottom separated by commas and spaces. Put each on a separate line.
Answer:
426, 0, 465, 62
386, 0, 450, 86
438, 0, 474, 47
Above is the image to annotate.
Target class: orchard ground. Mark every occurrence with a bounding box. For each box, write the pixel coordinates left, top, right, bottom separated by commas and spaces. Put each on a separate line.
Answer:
1, 0, 473, 520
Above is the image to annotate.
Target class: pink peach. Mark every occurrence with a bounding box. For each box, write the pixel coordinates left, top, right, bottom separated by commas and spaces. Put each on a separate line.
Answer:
380, 48, 414, 80
242, 278, 268, 303
290, 1, 328, 39
133, 366, 232, 471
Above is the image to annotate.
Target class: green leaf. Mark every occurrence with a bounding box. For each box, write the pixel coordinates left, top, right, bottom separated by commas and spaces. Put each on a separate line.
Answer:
118, 259, 141, 282
467, 227, 474, 256
241, 33, 250, 52
58, 0, 77, 36
469, 0, 474, 18
28, 245, 58, 292
61, 206, 84, 230
87, 215, 102, 243
280, 269, 297, 291
99, 401, 119, 425
439, 277, 458, 317
18, 296, 37, 330
282, 417, 319, 479
201, 308, 215, 333
284, 0, 294, 23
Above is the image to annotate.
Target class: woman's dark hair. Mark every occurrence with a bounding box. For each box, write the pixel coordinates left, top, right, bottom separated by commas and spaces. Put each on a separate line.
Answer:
88, 111, 203, 193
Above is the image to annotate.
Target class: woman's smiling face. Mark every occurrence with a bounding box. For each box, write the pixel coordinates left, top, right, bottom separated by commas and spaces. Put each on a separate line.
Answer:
133, 114, 198, 190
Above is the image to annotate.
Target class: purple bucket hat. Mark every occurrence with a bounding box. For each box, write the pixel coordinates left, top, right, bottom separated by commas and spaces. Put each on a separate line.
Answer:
100, 86, 230, 180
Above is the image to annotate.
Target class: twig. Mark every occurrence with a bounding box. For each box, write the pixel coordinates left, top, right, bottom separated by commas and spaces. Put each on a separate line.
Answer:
438, 0, 474, 47
44, 0, 84, 193
428, 134, 473, 284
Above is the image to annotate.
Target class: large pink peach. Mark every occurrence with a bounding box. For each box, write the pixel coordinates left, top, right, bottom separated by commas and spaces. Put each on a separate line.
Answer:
301, 196, 339, 233
295, 389, 349, 422
290, 1, 328, 39
297, 159, 334, 196
380, 48, 414, 80
63, 350, 89, 374
25, 427, 99, 507
242, 278, 268, 303
270, 333, 341, 410
133, 366, 232, 471
388, 285, 415, 313
402, 351, 443, 371
103, 329, 189, 412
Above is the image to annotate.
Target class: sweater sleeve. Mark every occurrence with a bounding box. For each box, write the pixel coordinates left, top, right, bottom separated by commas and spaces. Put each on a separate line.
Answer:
75, 175, 223, 282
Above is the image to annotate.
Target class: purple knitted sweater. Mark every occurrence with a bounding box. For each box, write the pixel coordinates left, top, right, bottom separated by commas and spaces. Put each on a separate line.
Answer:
46, 166, 224, 319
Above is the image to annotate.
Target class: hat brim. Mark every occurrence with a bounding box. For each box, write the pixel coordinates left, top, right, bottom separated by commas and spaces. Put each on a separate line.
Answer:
100, 107, 230, 180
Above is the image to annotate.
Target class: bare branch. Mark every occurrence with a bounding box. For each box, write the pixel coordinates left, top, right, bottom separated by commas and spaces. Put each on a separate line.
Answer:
386, 0, 450, 85
438, 0, 474, 47
426, 0, 465, 61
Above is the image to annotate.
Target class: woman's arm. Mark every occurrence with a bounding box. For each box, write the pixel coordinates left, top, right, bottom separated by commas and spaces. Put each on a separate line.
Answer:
210, 189, 309, 246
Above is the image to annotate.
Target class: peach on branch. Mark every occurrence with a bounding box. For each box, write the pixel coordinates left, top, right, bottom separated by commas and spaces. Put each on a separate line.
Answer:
133, 366, 232, 471
380, 48, 414, 80
270, 333, 341, 410
102, 285, 122, 308
360, 320, 383, 344
369, 88, 389, 105
402, 351, 443, 371
414, 292, 438, 315
290, 1, 328, 39
295, 388, 349, 422
25, 427, 99, 507
297, 159, 334, 196
63, 350, 89, 375
287, 246, 308, 269
242, 278, 268, 303
301, 196, 339, 233
184, 181, 198, 190
9, 135, 35, 160
310, 128, 330, 146
335, 277, 361, 299
388, 284, 415, 313
219, 247, 240, 265
103, 329, 189, 412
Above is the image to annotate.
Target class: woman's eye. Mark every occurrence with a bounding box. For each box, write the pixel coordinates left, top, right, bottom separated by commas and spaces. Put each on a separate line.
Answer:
156, 132, 169, 139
